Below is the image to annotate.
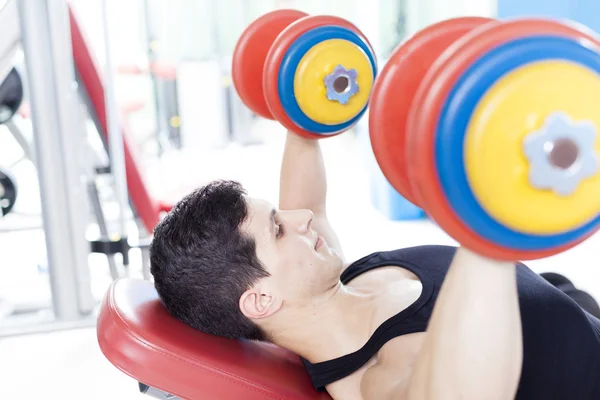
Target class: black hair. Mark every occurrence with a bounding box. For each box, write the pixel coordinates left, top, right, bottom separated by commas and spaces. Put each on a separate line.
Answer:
150, 180, 270, 341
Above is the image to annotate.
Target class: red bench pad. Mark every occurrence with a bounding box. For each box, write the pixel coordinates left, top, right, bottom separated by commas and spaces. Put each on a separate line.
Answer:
97, 278, 332, 400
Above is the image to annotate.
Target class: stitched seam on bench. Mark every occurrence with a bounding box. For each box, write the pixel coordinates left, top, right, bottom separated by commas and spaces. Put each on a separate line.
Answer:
107, 291, 285, 400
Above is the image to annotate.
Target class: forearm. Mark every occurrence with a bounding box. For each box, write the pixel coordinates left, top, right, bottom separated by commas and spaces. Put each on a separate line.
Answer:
279, 131, 327, 213
407, 247, 523, 400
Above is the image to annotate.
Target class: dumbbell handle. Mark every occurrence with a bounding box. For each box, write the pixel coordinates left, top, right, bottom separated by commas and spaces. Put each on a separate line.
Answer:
100, 0, 128, 239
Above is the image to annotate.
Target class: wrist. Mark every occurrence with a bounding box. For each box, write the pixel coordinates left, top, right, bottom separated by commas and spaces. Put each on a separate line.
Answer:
453, 246, 517, 274
286, 130, 316, 143
285, 132, 320, 154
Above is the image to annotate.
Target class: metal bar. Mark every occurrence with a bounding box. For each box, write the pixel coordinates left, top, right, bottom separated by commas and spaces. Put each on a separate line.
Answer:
76, 73, 147, 259
87, 180, 121, 280
16, 0, 94, 320
75, 71, 109, 151
100, 0, 129, 244
47, 0, 96, 315
5, 119, 33, 161
136, 217, 152, 280
139, 383, 182, 400
76, 71, 141, 220
143, 0, 169, 155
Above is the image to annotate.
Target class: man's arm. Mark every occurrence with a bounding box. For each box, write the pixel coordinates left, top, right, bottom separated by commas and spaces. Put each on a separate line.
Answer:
278, 131, 344, 259
405, 247, 523, 400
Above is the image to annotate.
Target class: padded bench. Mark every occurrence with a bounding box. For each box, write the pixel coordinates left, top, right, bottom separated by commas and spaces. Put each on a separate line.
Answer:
97, 278, 332, 400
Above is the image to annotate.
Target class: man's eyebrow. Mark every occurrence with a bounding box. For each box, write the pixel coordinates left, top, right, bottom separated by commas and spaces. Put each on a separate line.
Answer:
269, 208, 277, 236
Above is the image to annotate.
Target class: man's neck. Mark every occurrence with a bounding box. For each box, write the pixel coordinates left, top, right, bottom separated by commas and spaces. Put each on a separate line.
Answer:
269, 282, 378, 364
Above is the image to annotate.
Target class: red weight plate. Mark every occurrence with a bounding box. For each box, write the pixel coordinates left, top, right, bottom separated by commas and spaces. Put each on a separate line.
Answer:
263, 15, 374, 139
369, 17, 493, 208
407, 18, 600, 261
232, 9, 308, 120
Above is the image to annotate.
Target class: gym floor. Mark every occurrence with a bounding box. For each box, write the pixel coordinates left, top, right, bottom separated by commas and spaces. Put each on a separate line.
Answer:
1, 119, 599, 399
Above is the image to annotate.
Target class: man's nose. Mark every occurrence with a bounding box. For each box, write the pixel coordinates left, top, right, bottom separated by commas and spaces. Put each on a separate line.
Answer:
282, 209, 314, 232
302, 209, 314, 233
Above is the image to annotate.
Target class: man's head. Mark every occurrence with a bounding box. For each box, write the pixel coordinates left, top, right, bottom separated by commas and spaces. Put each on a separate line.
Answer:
150, 180, 344, 342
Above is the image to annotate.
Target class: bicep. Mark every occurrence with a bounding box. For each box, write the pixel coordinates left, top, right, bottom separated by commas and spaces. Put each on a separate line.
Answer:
313, 212, 345, 261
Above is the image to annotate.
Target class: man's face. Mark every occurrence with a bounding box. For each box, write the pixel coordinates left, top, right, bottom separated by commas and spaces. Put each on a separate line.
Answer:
242, 197, 344, 308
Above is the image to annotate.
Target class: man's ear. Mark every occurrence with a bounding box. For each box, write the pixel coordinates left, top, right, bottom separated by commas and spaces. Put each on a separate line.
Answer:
239, 286, 282, 320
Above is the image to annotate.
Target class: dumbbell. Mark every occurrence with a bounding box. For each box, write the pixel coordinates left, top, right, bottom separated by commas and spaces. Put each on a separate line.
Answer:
0, 68, 24, 125
0, 167, 18, 217
232, 10, 377, 139
370, 17, 600, 261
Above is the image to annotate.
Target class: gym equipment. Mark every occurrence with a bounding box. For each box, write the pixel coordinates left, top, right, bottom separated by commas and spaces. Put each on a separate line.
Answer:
0, 67, 23, 124
97, 15, 600, 400
98, 279, 331, 400
370, 17, 600, 261
0, 0, 172, 336
0, 166, 17, 216
0, 0, 99, 335
232, 10, 377, 139
70, 9, 173, 237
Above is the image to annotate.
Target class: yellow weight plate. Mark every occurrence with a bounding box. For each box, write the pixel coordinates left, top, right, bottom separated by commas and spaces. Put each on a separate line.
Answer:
465, 60, 600, 235
294, 39, 373, 125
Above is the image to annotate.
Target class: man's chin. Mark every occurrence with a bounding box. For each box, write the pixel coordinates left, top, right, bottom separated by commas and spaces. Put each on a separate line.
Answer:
328, 248, 344, 262
328, 252, 346, 271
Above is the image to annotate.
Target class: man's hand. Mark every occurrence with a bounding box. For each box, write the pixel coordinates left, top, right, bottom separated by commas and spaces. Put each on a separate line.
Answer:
278, 131, 344, 259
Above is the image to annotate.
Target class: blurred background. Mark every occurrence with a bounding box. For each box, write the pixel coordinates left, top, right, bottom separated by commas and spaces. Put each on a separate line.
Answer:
0, 0, 599, 398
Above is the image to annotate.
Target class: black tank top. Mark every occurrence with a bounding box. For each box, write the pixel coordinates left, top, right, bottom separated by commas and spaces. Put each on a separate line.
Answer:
302, 245, 600, 399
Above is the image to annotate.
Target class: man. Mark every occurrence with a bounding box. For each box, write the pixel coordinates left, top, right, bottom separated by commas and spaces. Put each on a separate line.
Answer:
150, 131, 600, 400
